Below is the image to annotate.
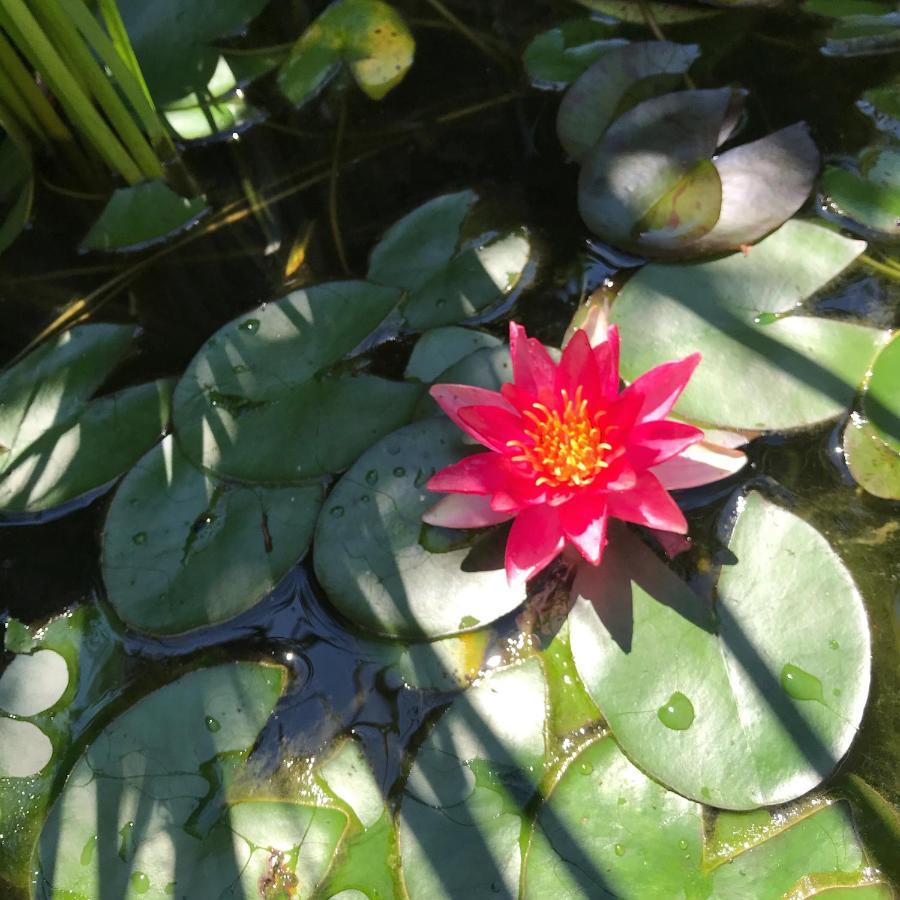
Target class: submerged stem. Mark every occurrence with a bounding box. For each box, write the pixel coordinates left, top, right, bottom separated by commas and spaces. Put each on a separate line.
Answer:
859, 254, 900, 282
329, 98, 350, 276
636, 0, 698, 89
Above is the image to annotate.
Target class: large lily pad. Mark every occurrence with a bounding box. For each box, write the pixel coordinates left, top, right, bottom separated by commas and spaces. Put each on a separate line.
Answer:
368, 191, 534, 330
578, 89, 819, 257
278, 0, 415, 106
556, 41, 700, 162
523, 18, 625, 89
608, 219, 887, 430
102, 435, 323, 636
569, 492, 871, 809
523, 736, 887, 897
0, 324, 172, 514
399, 659, 547, 899
35, 663, 349, 898
405, 327, 503, 383
117, 0, 269, 104
172, 280, 421, 483
314, 417, 524, 638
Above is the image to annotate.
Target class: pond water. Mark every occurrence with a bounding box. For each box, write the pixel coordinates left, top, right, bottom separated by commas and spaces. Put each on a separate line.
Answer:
0, 1, 898, 898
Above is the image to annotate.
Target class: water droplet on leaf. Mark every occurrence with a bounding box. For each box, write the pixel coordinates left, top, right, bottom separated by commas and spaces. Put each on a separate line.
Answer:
365, 469, 379, 485
393, 466, 406, 477
130, 871, 151, 894
330, 506, 344, 518
614, 843, 625, 857
80, 835, 98, 865
579, 762, 593, 776
780, 664, 824, 703
132, 532, 147, 545
657, 691, 695, 730
829, 639, 840, 650
204, 716, 220, 733
238, 318, 259, 333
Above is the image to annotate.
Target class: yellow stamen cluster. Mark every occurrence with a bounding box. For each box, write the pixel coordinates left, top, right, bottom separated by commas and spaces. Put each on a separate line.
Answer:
507, 387, 612, 488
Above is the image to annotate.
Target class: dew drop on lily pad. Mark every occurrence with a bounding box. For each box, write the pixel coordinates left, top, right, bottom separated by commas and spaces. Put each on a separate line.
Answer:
204, 715, 221, 733
238, 318, 260, 333
132, 532, 147, 545
130, 871, 151, 894
330, 505, 344, 518
80, 835, 97, 866
365, 469, 379, 485
614, 843, 626, 857
579, 761, 593, 775
657, 691, 695, 730
780, 664, 825, 703
393, 466, 406, 477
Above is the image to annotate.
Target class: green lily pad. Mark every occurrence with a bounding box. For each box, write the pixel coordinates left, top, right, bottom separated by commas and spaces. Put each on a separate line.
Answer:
399, 659, 547, 899
0, 324, 172, 514
609, 220, 886, 430
822, 11, 900, 57
102, 435, 323, 636
405, 327, 503, 383
0, 606, 126, 889
575, 0, 719, 23
172, 280, 421, 483
314, 417, 524, 638
863, 331, 900, 453
117, 0, 269, 105
523, 19, 626, 89
523, 736, 887, 897
844, 414, 900, 500
822, 152, 900, 236
804, 0, 891, 14
557, 41, 700, 162
570, 492, 871, 809
368, 190, 534, 330
278, 0, 415, 106
35, 663, 348, 898
81, 179, 209, 252
0, 137, 33, 258
858, 77, 900, 138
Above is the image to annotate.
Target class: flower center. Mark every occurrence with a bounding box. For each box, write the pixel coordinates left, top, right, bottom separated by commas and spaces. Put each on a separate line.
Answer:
507, 387, 612, 488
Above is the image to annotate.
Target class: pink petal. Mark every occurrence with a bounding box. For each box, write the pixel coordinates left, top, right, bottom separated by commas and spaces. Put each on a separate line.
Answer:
430, 384, 515, 434
458, 405, 529, 454
504, 504, 565, 588
651, 441, 748, 490
592, 324, 620, 399
626, 420, 705, 470
559, 493, 608, 565
423, 494, 513, 528
510, 322, 557, 396
621, 353, 702, 423
649, 529, 692, 559
555, 329, 604, 409
427, 452, 513, 495
604, 471, 688, 533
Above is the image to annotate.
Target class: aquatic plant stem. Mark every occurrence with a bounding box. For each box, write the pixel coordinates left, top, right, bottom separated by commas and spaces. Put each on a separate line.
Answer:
329, 98, 351, 276
419, 0, 509, 66
859, 254, 900, 282
636, 0, 698, 89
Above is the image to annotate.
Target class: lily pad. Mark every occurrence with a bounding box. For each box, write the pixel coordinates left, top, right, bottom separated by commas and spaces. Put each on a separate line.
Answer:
279, 0, 415, 106
523, 736, 887, 897
0, 324, 172, 514
102, 435, 323, 636
399, 659, 547, 899
822, 151, 900, 236
405, 327, 503, 383
557, 41, 700, 162
314, 417, 524, 638
368, 190, 534, 330
575, 0, 719, 23
172, 280, 421, 483
609, 220, 886, 430
844, 414, 900, 500
570, 492, 871, 809
523, 19, 626, 89
0, 137, 33, 257
858, 76, 900, 138
822, 11, 900, 57
863, 331, 900, 453
117, 0, 270, 104
35, 663, 349, 898
81, 179, 209, 252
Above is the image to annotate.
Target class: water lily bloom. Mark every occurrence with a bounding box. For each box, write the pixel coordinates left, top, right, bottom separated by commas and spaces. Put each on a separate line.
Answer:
423, 322, 707, 588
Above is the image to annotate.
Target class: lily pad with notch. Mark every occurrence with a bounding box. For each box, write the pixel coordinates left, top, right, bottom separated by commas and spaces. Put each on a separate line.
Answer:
102, 435, 323, 636
172, 280, 421, 483
523, 18, 626, 89
569, 491, 871, 810
821, 145, 900, 236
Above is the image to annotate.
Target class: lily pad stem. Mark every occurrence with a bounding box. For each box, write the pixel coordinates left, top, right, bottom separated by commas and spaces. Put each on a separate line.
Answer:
859, 253, 900, 282
329, 97, 350, 276
637, 0, 697, 90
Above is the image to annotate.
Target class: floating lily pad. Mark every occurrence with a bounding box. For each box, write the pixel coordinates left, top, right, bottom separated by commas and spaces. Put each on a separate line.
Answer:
609, 220, 886, 430
523, 736, 886, 897
557, 41, 700, 162
314, 417, 524, 638
368, 191, 533, 330
0, 324, 172, 514
81, 179, 209, 252
822, 150, 900, 236
172, 280, 420, 483
844, 415, 900, 499
400, 660, 547, 899
821, 10, 900, 56
102, 436, 323, 636
279, 0, 415, 106
858, 77, 900, 138
0, 137, 33, 258
570, 492, 871, 809
117, 0, 269, 104
575, 0, 719, 23
405, 327, 503, 383
36, 663, 348, 898
863, 331, 900, 453
523, 18, 625, 89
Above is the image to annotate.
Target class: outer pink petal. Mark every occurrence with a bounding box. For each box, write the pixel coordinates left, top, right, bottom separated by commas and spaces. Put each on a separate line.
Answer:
651, 441, 747, 490
510, 322, 557, 396
423, 494, 513, 528
504, 505, 565, 588
604, 471, 688, 533
621, 353, 701, 423
554, 329, 604, 408
626, 420, 705, 470
427, 452, 513, 495
430, 384, 515, 435
559, 493, 608, 565
458, 405, 529, 454
592, 324, 620, 399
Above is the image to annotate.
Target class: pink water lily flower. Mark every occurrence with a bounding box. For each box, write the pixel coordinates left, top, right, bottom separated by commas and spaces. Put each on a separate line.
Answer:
423, 322, 708, 588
